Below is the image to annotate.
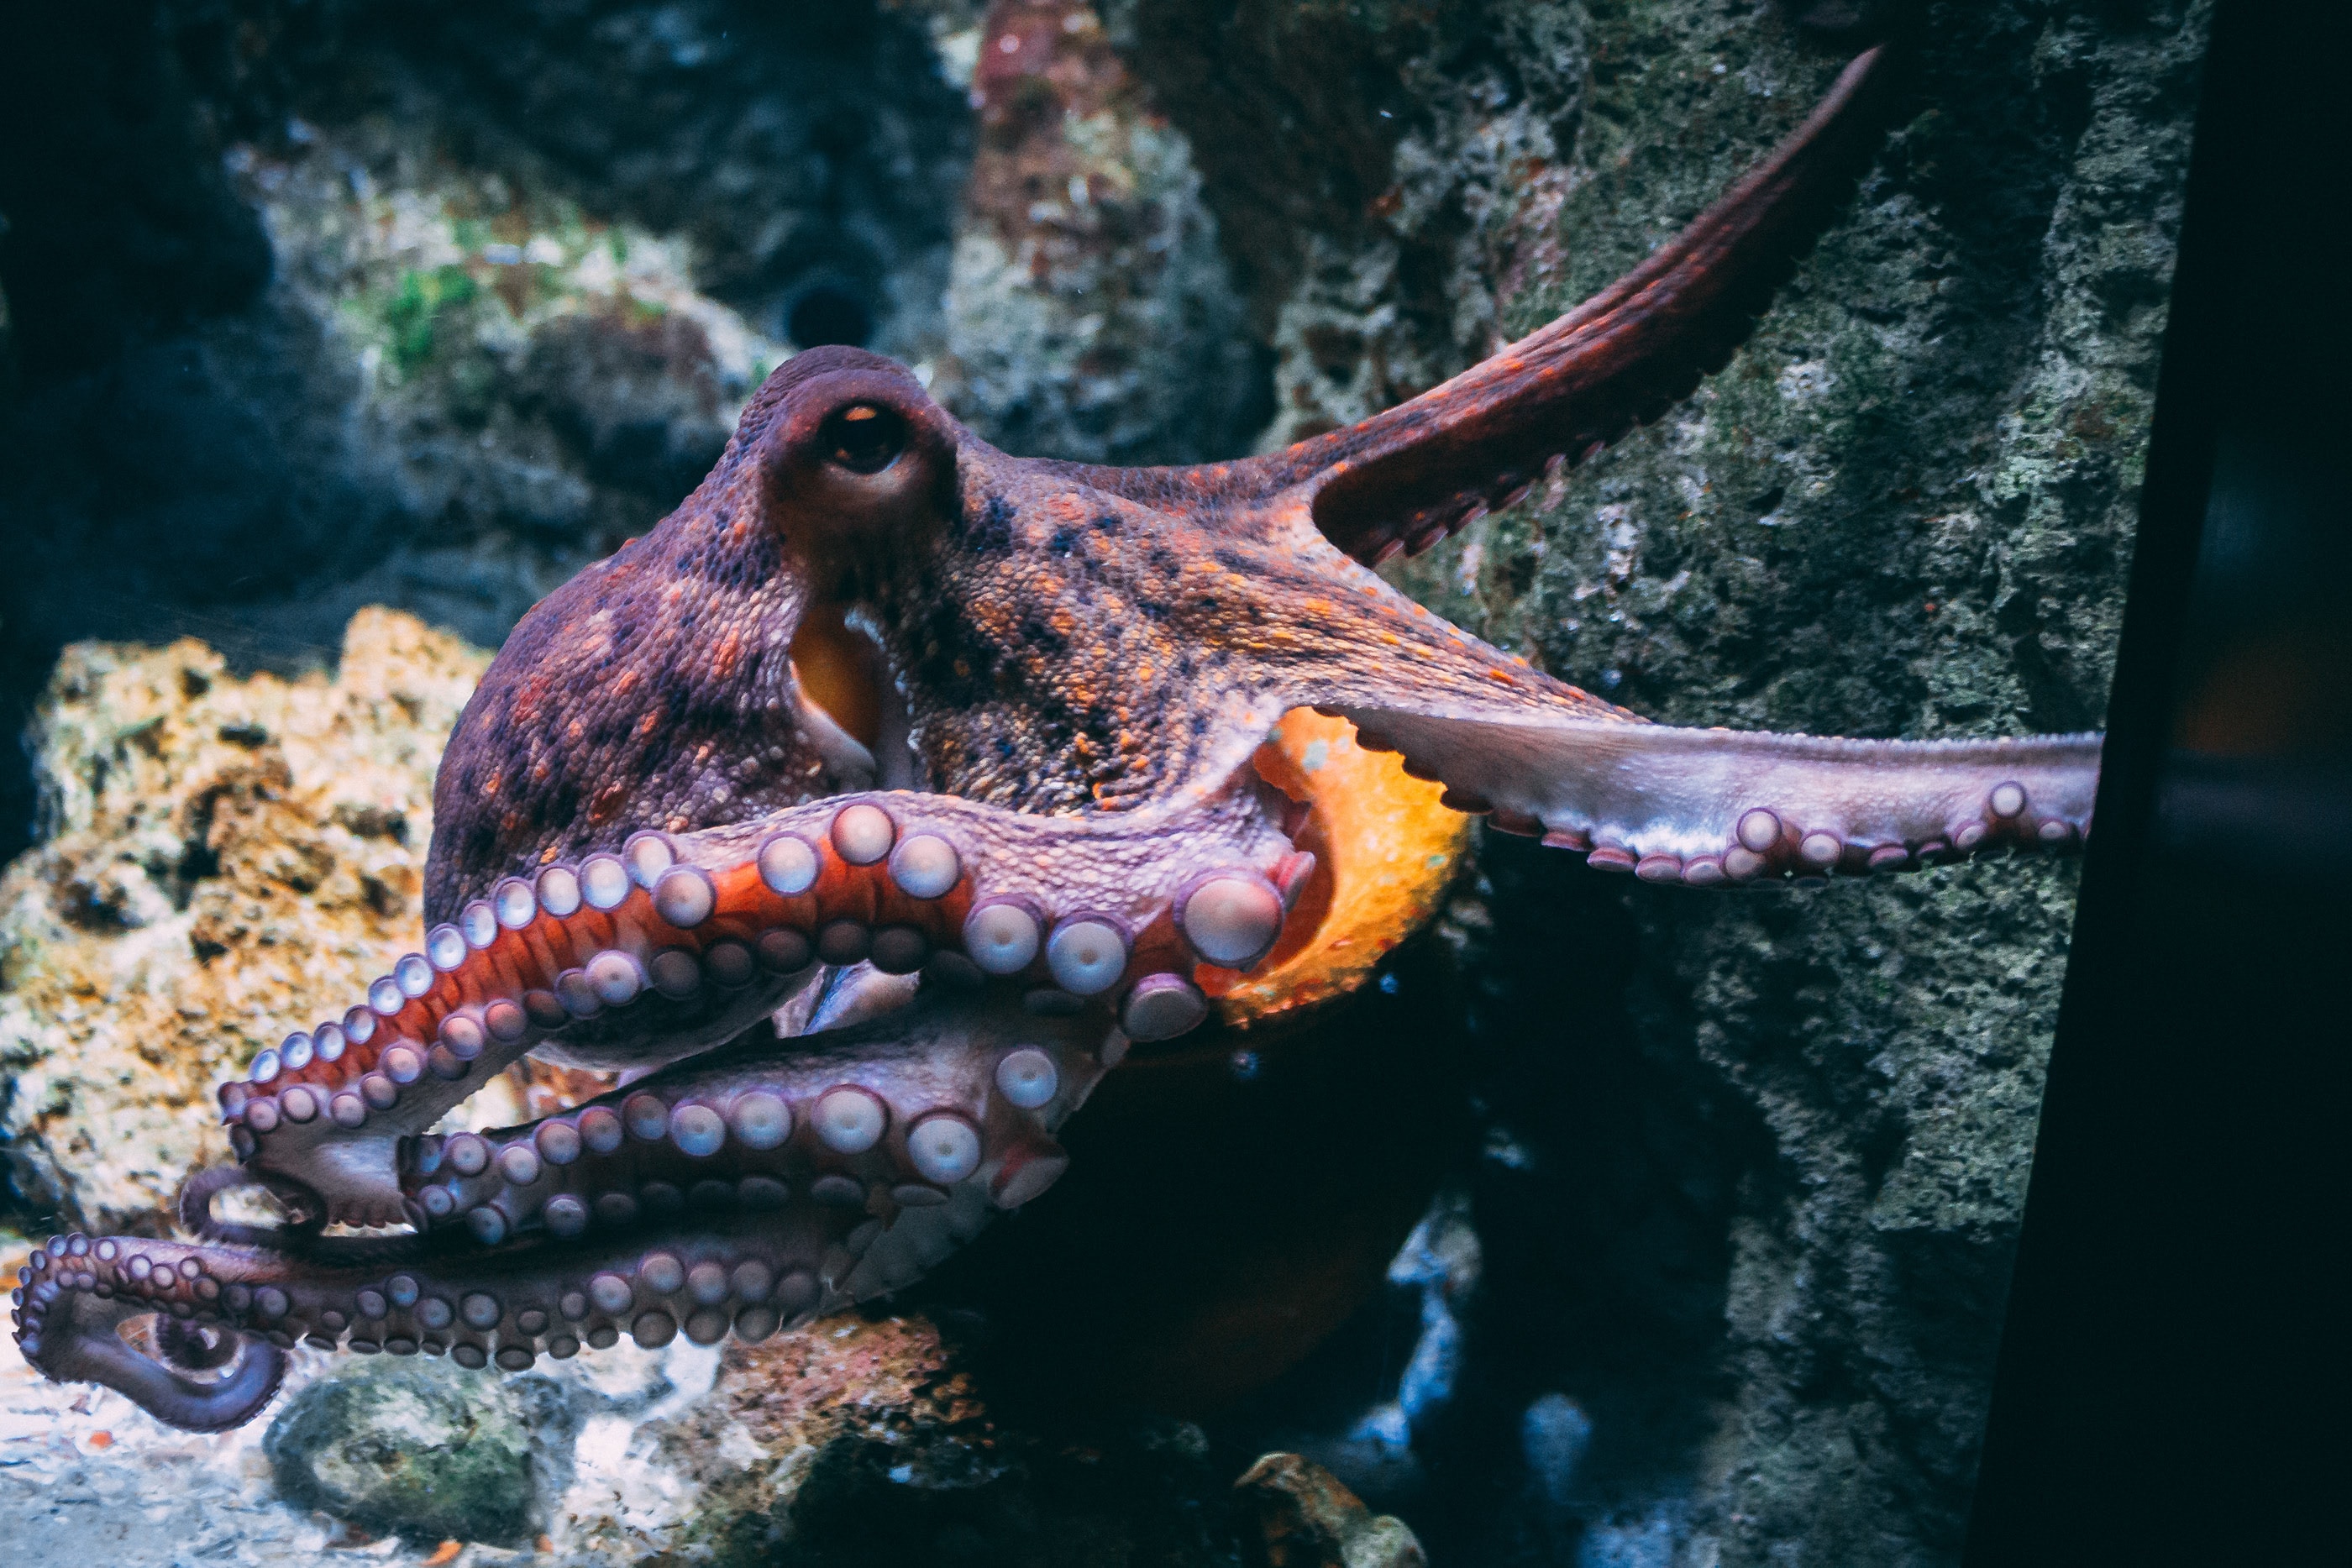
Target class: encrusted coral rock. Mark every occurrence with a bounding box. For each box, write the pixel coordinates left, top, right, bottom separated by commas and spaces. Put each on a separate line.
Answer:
0, 610, 487, 1230
936, 0, 1260, 464
0, 1292, 1004, 1563
264, 1356, 567, 1546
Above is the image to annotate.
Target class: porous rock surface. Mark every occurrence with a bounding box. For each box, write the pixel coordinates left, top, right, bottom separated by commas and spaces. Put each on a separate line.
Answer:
0, 610, 485, 1230
265, 1356, 567, 1546
0, 3, 2206, 1565
933, 0, 1266, 466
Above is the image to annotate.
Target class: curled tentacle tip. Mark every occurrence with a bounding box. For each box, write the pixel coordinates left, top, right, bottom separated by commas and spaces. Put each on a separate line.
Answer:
14, 1264, 286, 1434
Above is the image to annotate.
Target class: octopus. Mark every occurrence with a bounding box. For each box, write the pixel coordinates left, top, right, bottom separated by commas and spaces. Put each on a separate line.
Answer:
11, 43, 2099, 1433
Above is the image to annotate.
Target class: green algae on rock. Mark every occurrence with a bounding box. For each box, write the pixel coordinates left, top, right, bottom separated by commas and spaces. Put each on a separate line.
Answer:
265, 1356, 570, 1546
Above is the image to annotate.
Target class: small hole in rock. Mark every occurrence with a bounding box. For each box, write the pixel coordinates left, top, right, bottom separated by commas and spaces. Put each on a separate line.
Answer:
787, 282, 874, 349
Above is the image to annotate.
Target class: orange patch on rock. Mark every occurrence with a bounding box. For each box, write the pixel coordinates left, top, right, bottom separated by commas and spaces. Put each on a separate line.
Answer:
1202, 710, 1471, 1025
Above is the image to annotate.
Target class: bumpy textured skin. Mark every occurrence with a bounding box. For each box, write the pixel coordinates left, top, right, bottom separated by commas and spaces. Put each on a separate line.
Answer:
12, 44, 2102, 1433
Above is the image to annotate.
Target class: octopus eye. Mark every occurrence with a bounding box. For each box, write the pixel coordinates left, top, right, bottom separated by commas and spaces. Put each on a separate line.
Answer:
822, 403, 905, 475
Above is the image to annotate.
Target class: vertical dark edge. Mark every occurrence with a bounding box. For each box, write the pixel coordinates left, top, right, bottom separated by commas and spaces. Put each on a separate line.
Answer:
1965, 1, 2349, 1559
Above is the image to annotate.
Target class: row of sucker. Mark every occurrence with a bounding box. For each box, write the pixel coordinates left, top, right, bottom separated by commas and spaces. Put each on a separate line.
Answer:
1343, 725, 2089, 888
12, 1214, 940, 1408
396, 1026, 1098, 1247
1535, 788, 2084, 886
214, 796, 1307, 1208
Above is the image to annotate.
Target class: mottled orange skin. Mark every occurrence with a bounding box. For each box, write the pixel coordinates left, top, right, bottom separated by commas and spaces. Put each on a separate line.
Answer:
1214, 715, 1473, 1025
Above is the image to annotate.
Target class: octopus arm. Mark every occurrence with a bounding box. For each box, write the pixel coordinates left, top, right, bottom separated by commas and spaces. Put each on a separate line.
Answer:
394, 985, 1108, 1260
15, 988, 1114, 1433
1056, 45, 1903, 563
207, 780, 1290, 1227
1177, 522, 2097, 886
16, 1242, 287, 1432
13, 1221, 821, 1432
1328, 701, 2102, 884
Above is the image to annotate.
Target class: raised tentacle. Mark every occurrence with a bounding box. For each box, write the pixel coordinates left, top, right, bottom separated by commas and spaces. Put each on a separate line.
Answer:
1052, 45, 1904, 563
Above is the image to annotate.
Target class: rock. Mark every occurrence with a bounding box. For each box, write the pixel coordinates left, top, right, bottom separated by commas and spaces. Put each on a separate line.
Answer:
933, 0, 1262, 465
263, 1357, 562, 1546
1456, 8, 2206, 1562
584, 1312, 970, 1562
0, 609, 486, 1230
1110, 0, 1560, 449
759, 1401, 1244, 1568
1238, 1452, 1428, 1568
1105, 3, 2207, 1563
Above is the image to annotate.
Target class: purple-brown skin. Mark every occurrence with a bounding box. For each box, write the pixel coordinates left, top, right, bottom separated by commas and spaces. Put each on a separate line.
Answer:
12, 45, 2101, 1431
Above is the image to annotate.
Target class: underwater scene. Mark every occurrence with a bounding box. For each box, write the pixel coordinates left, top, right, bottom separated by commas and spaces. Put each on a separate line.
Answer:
0, 3, 2208, 1565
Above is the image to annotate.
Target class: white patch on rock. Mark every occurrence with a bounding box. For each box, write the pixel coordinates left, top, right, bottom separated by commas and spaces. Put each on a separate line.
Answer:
1777, 357, 1836, 403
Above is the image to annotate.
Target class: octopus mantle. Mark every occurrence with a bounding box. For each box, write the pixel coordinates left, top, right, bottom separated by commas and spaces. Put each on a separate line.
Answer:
12, 44, 2100, 1433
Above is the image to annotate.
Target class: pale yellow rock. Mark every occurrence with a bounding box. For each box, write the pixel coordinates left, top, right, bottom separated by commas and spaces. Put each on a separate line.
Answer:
0, 609, 489, 1230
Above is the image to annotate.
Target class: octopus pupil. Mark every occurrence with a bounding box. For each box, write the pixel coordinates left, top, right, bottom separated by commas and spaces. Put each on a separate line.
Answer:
824, 404, 903, 475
